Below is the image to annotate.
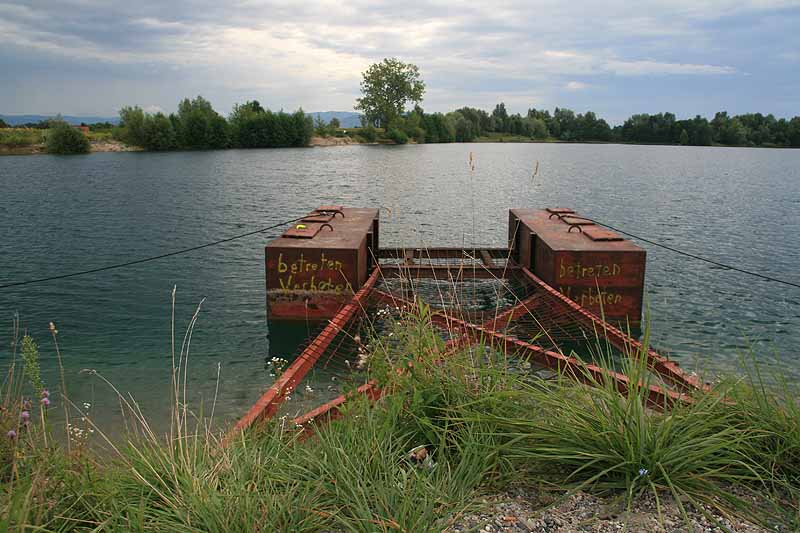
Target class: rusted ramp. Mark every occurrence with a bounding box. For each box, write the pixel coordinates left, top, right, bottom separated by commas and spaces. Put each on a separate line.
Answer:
226, 269, 379, 443
367, 287, 692, 409
518, 267, 706, 392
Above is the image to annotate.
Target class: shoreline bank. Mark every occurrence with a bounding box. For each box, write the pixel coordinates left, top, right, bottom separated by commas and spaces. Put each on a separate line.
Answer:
3, 136, 798, 156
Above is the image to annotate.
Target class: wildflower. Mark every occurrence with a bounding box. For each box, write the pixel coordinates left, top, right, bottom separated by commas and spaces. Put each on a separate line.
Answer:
7, 430, 16, 440
304, 384, 314, 393
42, 397, 50, 407
41, 389, 50, 398
82, 402, 91, 410
638, 468, 649, 477
20, 410, 30, 421
49, 322, 58, 334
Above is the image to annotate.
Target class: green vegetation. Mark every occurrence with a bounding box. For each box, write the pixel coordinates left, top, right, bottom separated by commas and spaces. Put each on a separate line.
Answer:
45, 120, 90, 154
382, 104, 800, 147
115, 97, 313, 151
347, 58, 800, 147
0, 128, 44, 149
2, 301, 799, 530
3, 58, 800, 152
355, 58, 425, 130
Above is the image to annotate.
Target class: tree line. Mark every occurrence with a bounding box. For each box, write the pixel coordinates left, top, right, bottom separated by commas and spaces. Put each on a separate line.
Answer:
374, 104, 800, 148
116, 96, 313, 151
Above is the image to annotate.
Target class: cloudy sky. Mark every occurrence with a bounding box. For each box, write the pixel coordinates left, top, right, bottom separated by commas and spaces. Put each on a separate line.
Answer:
2, 0, 799, 122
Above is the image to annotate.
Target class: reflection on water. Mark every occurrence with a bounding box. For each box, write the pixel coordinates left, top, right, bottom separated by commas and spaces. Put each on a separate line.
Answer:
1, 143, 799, 436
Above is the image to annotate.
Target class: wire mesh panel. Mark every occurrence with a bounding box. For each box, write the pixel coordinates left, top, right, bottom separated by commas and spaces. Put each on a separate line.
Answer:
231, 253, 703, 441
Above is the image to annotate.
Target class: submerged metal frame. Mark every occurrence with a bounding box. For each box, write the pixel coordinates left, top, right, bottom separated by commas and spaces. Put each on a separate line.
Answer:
229, 248, 704, 441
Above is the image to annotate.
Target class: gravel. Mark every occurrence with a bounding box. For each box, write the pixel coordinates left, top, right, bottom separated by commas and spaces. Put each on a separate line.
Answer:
445, 488, 776, 533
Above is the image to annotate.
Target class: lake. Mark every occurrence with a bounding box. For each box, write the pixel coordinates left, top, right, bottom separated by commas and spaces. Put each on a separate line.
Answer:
1, 143, 799, 436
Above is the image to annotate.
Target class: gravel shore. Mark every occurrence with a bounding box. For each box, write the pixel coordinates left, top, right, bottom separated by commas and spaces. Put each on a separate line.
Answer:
446, 488, 773, 532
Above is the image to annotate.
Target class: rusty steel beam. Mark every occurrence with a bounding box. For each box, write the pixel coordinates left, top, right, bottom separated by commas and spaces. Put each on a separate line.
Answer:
378, 247, 509, 259
519, 267, 706, 392
293, 381, 381, 430
479, 293, 548, 331
227, 268, 380, 440
378, 263, 517, 280
444, 313, 687, 409
365, 289, 685, 408
371, 289, 455, 330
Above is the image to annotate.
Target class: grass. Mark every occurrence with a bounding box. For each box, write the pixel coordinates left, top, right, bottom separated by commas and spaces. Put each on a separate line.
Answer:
0, 128, 44, 149
1, 297, 799, 530
0, 128, 113, 155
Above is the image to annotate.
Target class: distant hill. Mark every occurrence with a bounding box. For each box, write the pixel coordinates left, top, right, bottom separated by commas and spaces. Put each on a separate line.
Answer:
307, 111, 362, 128
0, 114, 120, 126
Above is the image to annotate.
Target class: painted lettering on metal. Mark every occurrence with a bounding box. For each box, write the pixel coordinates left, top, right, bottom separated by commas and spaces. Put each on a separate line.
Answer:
276, 253, 346, 294
559, 286, 624, 308
559, 259, 621, 280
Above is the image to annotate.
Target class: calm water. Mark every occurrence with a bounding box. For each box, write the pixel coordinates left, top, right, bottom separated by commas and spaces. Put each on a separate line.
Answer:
1, 144, 799, 435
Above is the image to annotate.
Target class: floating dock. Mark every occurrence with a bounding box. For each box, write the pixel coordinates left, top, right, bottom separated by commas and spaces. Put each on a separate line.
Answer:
230, 205, 702, 440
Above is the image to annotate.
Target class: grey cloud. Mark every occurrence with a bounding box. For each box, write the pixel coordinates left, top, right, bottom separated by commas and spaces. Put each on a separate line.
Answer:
1, 0, 797, 116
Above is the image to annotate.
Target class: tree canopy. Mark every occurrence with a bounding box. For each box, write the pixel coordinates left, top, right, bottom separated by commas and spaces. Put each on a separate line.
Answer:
354, 58, 425, 129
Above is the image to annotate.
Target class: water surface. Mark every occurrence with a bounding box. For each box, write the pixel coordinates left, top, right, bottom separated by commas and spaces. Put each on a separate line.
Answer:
1, 144, 799, 435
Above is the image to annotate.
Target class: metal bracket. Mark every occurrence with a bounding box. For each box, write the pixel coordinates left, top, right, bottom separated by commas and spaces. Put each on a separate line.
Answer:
315, 207, 345, 218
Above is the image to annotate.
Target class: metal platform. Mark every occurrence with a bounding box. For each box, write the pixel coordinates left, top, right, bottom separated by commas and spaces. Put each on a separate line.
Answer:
226, 206, 704, 442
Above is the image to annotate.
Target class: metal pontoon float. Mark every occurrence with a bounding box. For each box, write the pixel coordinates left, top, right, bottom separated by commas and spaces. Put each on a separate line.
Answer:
228, 205, 704, 440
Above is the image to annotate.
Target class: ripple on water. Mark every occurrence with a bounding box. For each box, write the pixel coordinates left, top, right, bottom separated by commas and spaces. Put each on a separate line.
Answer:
1, 144, 799, 435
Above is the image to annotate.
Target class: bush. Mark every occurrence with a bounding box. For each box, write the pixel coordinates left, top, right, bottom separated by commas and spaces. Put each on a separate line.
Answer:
387, 128, 408, 144
45, 121, 90, 154
360, 125, 378, 142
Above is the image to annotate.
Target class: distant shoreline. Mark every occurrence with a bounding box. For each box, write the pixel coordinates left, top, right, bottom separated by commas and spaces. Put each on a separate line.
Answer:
0, 139, 142, 156
2, 136, 798, 156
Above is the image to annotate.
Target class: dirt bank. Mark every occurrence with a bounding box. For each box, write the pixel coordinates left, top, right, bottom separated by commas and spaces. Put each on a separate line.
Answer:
309, 135, 358, 146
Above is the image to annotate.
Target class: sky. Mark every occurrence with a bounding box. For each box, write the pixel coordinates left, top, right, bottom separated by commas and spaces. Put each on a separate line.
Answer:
2, 0, 800, 123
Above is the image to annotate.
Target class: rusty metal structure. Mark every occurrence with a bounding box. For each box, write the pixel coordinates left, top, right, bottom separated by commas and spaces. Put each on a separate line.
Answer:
266, 206, 379, 321
228, 205, 703, 440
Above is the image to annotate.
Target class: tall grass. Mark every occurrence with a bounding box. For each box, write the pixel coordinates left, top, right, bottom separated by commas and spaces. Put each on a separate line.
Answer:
1, 295, 798, 530
0, 128, 44, 149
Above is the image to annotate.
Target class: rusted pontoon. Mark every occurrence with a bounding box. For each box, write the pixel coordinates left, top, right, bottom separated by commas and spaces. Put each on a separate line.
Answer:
229, 205, 703, 441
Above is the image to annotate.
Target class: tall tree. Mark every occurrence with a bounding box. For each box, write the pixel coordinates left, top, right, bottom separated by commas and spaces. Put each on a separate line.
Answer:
354, 58, 425, 129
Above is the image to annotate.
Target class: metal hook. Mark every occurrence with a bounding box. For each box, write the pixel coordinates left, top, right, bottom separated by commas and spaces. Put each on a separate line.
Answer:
316, 209, 344, 218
